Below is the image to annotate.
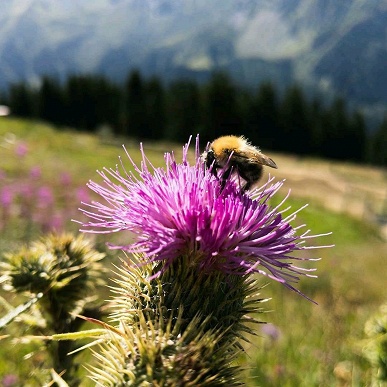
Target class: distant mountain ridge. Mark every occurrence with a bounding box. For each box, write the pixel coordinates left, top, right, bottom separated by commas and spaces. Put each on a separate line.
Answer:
1, 0, 387, 118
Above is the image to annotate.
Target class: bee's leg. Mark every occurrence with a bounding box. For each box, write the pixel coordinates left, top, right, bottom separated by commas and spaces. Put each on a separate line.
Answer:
220, 167, 232, 189
242, 181, 251, 192
239, 165, 263, 192
207, 159, 219, 179
236, 166, 251, 192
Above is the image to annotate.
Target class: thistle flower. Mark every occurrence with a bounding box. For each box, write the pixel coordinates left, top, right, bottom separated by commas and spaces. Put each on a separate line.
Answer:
0, 186, 13, 207
15, 142, 28, 158
77, 137, 332, 384
80, 136, 329, 297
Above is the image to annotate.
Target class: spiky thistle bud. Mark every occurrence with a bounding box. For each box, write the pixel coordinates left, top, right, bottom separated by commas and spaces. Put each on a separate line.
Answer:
1, 233, 106, 319
0, 233, 107, 384
88, 259, 260, 385
360, 303, 387, 383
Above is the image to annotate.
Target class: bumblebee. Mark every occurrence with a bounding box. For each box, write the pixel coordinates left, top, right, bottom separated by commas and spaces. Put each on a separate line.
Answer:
203, 135, 278, 191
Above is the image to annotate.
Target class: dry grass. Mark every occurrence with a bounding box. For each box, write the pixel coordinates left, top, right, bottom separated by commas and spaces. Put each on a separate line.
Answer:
268, 153, 387, 220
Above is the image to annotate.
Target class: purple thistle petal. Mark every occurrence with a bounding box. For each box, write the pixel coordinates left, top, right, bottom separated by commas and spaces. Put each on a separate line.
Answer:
29, 166, 42, 179
15, 142, 28, 158
79, 136, 331, 297
0, 186, 14, 207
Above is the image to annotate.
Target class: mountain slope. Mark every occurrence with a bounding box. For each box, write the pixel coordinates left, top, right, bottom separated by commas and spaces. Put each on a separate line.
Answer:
1, 0, 386, 114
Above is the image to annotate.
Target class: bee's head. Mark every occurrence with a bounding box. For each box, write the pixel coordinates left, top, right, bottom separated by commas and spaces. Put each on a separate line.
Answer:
202, 148, 216, 169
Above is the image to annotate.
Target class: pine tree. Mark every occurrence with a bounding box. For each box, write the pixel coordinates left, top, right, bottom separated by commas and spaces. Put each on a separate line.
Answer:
308, 98, 325, 156
64, 75, 91, 130
322, 97, 350, 160
370, 117, 387, 166
125, 70, 147, 138
278, 85, 310, 155
247, 82, 279, 150
90, 76, 123, 134
166, 80, 201, 142
144, 77, 167, 140
348, 111, 367, 162
8, 82, 38, 118
203, 72, 242, 143
38, 76, 66, 125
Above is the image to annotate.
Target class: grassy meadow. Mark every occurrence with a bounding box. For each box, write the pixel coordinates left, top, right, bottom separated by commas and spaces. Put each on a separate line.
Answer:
0, 117, 386, 386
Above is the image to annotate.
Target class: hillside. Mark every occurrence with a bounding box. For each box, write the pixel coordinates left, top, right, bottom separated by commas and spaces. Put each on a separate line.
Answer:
0, 117, 386, 385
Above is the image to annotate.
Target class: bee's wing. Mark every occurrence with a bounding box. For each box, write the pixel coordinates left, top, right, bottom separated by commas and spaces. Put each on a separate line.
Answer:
253, 152, 277, 169
234, 149, 278, 169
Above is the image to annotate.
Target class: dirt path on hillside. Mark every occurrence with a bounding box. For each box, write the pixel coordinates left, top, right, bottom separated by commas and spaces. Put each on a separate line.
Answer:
267, 153, 387, 239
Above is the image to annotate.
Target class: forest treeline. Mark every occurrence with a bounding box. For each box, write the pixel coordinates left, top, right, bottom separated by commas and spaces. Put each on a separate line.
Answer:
1, 70, 386, 165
